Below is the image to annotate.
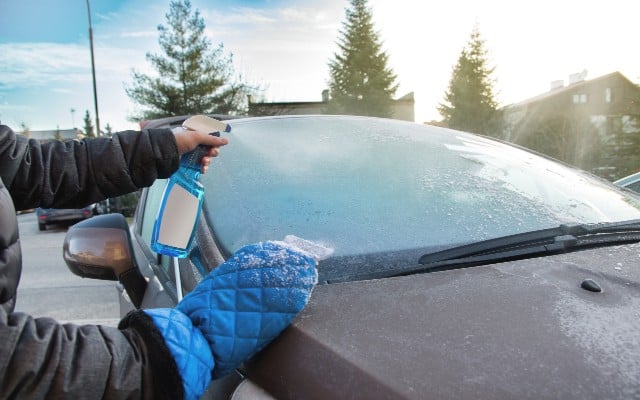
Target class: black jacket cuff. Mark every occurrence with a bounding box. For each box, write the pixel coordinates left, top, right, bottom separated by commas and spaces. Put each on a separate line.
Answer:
119, 310, 185, 400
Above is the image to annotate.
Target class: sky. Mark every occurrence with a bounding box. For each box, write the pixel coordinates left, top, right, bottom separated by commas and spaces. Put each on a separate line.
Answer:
1, 0, 639, 132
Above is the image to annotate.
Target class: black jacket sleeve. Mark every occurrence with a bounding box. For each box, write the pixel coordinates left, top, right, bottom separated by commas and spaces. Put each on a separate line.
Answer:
0, 125, 180, 210
0, 309, 183, 399
0, 124, 186, 399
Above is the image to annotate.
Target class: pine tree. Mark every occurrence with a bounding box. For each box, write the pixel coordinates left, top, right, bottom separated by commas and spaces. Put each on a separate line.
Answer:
438, 25, 501, 136
104, 123, 114, 137
514, 111, 602, 171
604, 92, 640, 179
126, 0, 253, 120
327, 0, 398, 118
83, 110, 95, 137
19, 122, 30, 138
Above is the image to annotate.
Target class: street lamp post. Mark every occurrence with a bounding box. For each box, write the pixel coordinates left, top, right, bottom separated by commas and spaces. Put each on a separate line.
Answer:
86, 0, 100, 137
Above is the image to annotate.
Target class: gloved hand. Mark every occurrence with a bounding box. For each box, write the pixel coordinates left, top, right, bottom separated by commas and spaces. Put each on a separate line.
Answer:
145, 240, 319, 400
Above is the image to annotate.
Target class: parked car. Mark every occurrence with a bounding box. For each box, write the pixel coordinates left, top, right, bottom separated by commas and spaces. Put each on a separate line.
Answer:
36, 205, 95, 231
614, 171, 640, 194
63, 115, 640, 399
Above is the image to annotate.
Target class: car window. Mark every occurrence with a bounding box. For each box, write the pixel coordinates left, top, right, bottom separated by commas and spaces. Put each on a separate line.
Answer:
139, 179, 176, 279
204, 117, 640, 252
140, 179, 167, 246
201, 116, 640, 281
626, 180, 640, 194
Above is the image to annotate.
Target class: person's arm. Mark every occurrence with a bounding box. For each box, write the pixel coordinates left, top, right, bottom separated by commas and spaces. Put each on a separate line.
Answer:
0, 309, 183, 399
0, 124, 178, 210
0, 241, 318, 400
0, 124, 226, 211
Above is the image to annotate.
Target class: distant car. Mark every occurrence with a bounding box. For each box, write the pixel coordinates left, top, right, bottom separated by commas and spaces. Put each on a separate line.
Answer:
36, 205, 94, 231
614, 171, 640, 194
63, 115, 640, 399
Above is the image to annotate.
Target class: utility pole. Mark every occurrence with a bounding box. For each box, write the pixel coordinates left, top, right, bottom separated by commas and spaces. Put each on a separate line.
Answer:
86, 0, 100, 137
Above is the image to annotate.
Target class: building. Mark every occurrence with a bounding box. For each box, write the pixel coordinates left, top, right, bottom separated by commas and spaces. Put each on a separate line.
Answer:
503, 71, 640, 179
248, 91, 416, 122
504, 71, 640, 141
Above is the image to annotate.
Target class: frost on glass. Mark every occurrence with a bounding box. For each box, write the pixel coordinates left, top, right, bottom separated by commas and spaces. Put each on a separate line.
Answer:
201, 116, 640, 279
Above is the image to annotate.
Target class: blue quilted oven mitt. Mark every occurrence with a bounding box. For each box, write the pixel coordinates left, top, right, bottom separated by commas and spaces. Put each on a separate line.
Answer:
145, 308, 214, 400
177, 241, 318, 379
146, 240, 319, 399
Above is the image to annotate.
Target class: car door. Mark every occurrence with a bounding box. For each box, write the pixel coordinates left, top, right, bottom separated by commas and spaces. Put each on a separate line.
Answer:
113, 179, 176, 315
122, 177, 224, 312
126, 179, 246, 399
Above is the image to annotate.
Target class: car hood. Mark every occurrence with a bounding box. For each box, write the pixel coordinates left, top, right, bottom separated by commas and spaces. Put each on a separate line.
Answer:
244, 243, 640, 399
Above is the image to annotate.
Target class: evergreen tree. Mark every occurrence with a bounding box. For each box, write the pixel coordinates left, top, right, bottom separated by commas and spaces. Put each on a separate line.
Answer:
618, 121, 640, 178
513, 111, 602, 171
19, 122, 30, 138
604, 92, 640, 179
83, 110, 95, 138
327, 0, 398, 118
438, 25, 501, 136
104, 123, 114, 137
126, 0, 253, 120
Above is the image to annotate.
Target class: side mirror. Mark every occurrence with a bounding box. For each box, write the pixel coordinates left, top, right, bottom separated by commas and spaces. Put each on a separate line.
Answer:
63, 213, 147, 308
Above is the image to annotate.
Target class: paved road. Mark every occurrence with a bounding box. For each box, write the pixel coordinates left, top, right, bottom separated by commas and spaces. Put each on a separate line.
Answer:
13, 212, 120, 326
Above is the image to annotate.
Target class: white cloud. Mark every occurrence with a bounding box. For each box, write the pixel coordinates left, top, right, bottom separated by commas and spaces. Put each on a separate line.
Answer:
0, 103, 31, 112
199, 3, 343, 102
0, 41, 148, 87
51, 88, 74, 94
0, 43, 91, 88
115, 30, 158, 39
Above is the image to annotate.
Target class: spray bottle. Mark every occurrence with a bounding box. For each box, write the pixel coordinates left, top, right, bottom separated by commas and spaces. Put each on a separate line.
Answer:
151, 115, 231, 258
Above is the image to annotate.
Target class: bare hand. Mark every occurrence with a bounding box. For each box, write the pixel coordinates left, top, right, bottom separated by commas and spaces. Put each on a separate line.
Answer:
173, 129, 229, 173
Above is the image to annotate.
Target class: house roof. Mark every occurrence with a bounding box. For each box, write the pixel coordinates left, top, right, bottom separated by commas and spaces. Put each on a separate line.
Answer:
507, 71, 636, 108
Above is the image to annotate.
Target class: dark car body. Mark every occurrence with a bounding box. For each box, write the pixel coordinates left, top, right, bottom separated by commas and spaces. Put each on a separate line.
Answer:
36, 205, 94, 231
63, 115, 640, 399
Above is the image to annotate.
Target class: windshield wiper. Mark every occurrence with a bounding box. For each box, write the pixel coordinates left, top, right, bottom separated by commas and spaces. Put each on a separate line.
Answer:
362, 219, 640, 281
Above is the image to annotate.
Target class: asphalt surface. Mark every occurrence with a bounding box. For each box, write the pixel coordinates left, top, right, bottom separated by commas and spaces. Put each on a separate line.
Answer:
13, 212, 120, 326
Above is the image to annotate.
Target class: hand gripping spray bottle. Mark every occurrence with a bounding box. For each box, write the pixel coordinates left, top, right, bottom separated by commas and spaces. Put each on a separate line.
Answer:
151, 115, 231, 258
